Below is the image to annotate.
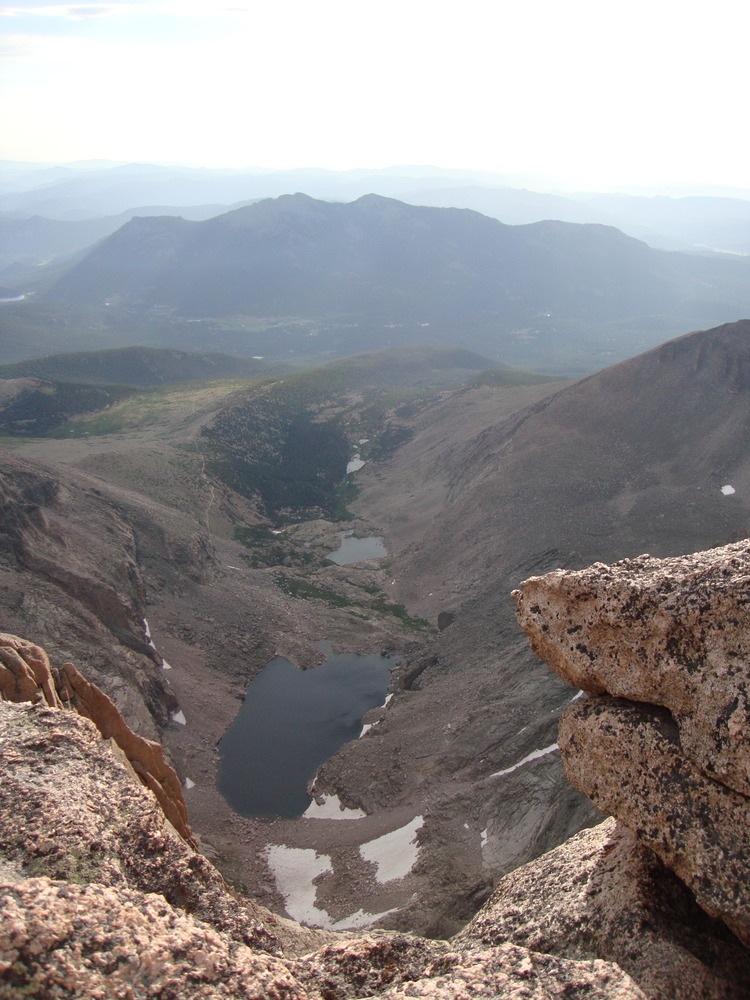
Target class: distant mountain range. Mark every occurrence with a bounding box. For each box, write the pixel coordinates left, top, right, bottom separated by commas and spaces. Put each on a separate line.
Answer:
3, 161, 750, 258
33, 193, 750, 371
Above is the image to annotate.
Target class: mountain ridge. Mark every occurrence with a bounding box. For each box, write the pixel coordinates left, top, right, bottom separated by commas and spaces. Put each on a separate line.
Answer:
38, 194, 750, 372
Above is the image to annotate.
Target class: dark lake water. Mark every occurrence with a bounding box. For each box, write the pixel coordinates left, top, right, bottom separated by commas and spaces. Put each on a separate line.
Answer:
327, 531, 387, 565
217, 649, 394, 818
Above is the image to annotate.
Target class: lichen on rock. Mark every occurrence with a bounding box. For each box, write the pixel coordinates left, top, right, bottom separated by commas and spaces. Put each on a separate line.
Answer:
513, 541, 750, 797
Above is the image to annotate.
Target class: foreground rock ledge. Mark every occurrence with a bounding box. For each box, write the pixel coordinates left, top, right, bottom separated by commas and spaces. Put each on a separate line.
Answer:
460, 818, 750, 1000
0, 699, 646, 998
3, 617, 747, 996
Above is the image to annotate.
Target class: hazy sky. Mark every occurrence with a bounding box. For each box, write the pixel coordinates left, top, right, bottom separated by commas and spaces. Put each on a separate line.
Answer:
1, 0, 748, 192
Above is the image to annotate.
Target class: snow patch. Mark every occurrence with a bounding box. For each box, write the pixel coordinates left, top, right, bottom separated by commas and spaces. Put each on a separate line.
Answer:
491, 743, 559, 778
570, 689, 585, 702
721, 484, 736, 495
480, 827, 489, 849
143, 619, 157, 651
266, 845, 392, 929
359, 723, 373, 737
161, 659, 172, 671
360, 815, 423, 883
266, 846, 331, 925
171, 710, 187, 726
184, 777, 195, 790
303, 795, 366, 821
347, 454, 366, 474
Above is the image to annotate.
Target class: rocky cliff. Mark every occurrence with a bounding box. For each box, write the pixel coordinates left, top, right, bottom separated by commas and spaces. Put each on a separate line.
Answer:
2, 539, 750, 995
0, 632, 194, 845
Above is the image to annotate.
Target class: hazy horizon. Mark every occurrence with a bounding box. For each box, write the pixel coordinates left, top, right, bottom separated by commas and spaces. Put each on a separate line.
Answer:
3, 158, 750, 203
2, 1, 748, 198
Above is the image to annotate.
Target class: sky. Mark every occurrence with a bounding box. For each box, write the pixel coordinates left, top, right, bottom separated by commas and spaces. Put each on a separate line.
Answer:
1, 0, 748, 193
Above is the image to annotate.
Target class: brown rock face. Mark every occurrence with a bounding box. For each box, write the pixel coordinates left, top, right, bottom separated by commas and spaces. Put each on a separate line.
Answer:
0, 631, 194, 846
0, 632, 62, 708
514, 541, 750, 951
558, 700, 750, 948
57, 660, 194, 846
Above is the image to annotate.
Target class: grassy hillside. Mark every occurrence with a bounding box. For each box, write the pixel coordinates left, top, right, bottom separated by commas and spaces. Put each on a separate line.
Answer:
0, 343, 522, 520
0, 345, 276, 386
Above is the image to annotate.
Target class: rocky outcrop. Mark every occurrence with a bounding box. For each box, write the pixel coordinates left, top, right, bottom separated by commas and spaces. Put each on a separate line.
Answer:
0, 631, 62, 708
1, 873, 646, 999
514, 541, 750, 961
461, 818, 750, 1000
558, 699, 750, 948
0, 879, 301, 1000
291, 934, 645, 998
0, 632, 194, 846
513, 542, 750, 798
0, 699, 299, 956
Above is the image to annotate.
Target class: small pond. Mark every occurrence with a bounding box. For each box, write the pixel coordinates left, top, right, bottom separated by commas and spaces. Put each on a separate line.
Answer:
218, 649, 394, 818
327, 531, 387, 565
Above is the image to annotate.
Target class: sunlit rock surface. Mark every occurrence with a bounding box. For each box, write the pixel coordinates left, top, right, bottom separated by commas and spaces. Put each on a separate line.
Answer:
514, 541, 750, 797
